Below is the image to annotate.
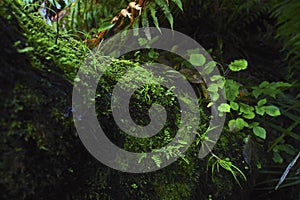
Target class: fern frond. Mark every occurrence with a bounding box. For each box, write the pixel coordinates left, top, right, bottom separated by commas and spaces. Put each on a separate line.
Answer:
154, 0, 174, 29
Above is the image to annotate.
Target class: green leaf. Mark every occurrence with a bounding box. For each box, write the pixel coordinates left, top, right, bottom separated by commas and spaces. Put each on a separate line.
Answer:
263, 105, 281, 117
228, 119, 236, 132
149, 6, 161, 33
255, 106, 265, 115
239, 103, 254, 113
203, 61, 217, 74
207, 83, 219, 92
211, 92, 219, 102
171, 0, 183, 11
229, 59, 248, 72
248, 122, 259, 129
230, 101, 239, 111
257, 98, 267, 107
98, 22, 115, 32
252, 88, 262, 99
189, 54, 206, 66
273, 152, 283, 164
253, 126, 266, 139
151, 155, 161, 167
252, 81, 291, 99
236, 118, 247, 130
155, 0, 174, 29
225, 80, 240, 101
218, 103, 231, 112
243, 111, 255, 119
210, 75, 223, 81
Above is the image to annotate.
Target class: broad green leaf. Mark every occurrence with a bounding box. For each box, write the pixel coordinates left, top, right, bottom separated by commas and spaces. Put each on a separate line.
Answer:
253, 126, 266, 139
263, 105, 281, 117
207, 83, 219, 92
98, 22, 115, 32
203, 61, 217, 74
211, 92, 219, 102
257, 98, 267, 107
243, 111, 255, 119
225, 80, 240, 101
229, 59, 248, 72
255, 106, 265, 115
218, 103, 231, 112
239, 103, 254, 113
230, 101, 239, 111
252, 88, 262, 99
189, 54, 206, 66
228, 119, 237, 132
236, 118, 247, 130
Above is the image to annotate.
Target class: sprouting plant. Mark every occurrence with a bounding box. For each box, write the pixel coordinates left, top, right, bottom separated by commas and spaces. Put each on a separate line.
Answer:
207, 152, 247, 188
197, 131, 246, 187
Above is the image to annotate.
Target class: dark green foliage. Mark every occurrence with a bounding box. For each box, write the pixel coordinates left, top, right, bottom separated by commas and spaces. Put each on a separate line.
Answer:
1, 0, 300, 199
273, 0, 300, 79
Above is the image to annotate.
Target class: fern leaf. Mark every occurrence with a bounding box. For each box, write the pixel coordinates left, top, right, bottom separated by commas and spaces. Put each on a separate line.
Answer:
149, 6, 161, 33
170, 0, 183, 11
154, 0, 174, 29
151, 155, 162, 167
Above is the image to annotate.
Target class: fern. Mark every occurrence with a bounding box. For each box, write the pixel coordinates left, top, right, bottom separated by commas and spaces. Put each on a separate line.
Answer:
149, 6, 161, 32
272, 0, 300, 78
151, 155, 162, 167
154, 0, 174, 29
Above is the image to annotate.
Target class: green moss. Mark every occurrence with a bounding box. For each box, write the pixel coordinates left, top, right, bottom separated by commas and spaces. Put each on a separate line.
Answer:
1, 0, 89, 82
0, 1, 248, 199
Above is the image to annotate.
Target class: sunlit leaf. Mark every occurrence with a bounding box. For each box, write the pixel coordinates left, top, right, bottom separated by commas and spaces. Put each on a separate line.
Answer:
229, 59, 248, 72
263, 105, 281, 117
218, 103, 231, 112
225, 80, 240, 101
257, 98, 267, 107
236, 118, 247, 130
189, 54, 206, 66
98, 22, 115, 32
230, 101, 239, 111
253, 126, 266, 139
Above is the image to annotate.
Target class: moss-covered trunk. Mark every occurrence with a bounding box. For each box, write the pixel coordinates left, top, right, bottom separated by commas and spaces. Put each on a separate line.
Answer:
0, 1, 245, 200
